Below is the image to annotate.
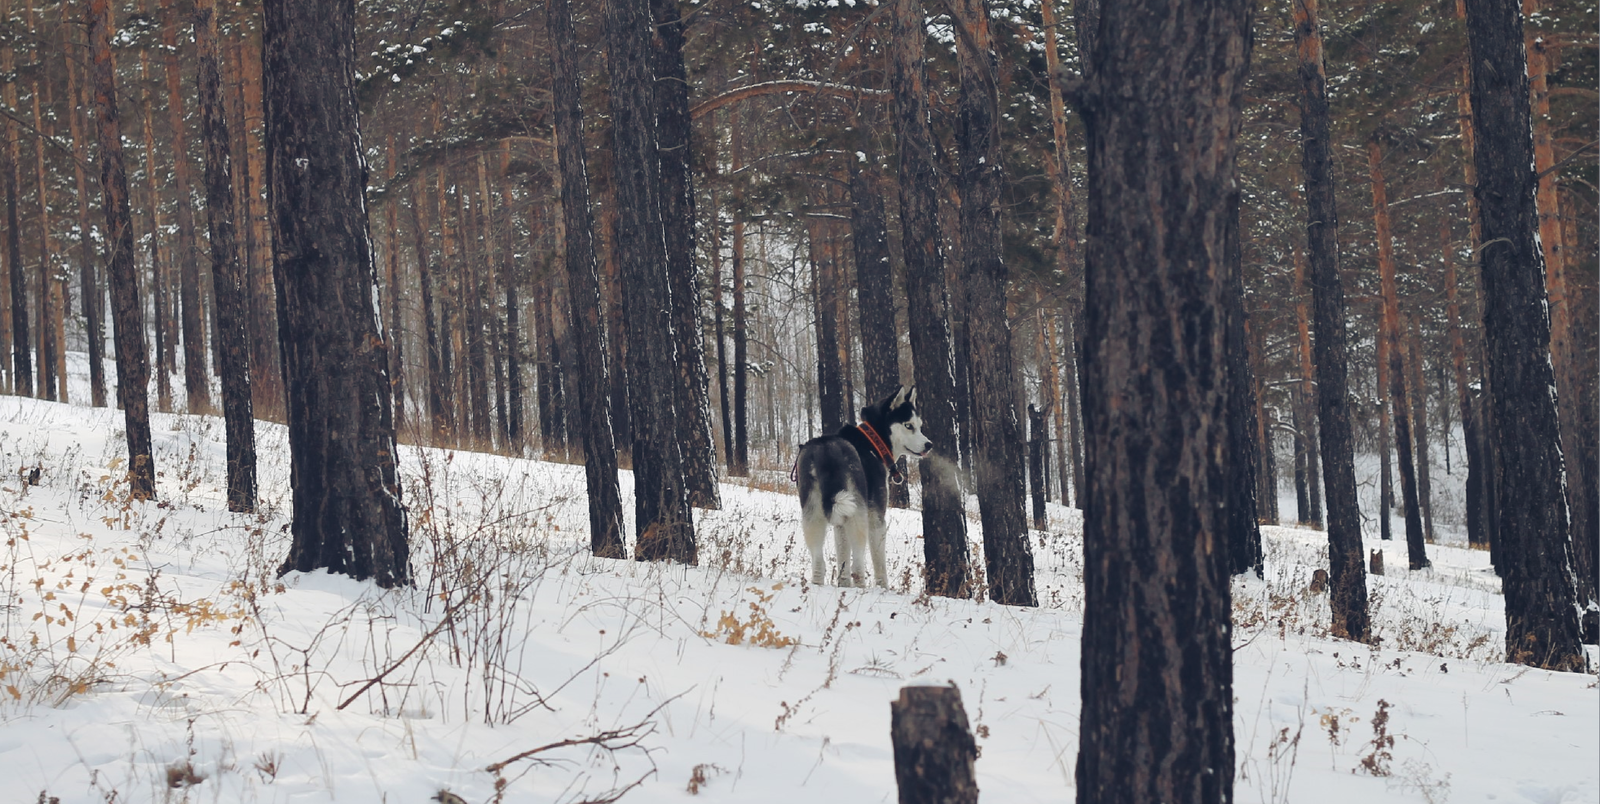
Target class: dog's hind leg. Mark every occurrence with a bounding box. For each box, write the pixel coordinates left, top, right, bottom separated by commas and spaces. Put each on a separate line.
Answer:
868, 510, 889, 589
840, 511, 870, 588
801, 497, 829, 585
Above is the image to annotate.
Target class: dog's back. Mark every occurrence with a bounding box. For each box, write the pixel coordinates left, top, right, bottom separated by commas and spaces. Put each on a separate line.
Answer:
796, 432, 870, 524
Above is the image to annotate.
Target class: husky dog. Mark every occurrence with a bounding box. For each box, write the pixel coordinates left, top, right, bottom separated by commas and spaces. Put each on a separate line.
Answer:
796, 386, 931, 587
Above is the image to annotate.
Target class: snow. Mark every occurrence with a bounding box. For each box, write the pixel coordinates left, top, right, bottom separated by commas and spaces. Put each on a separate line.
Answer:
0, 361, 1595, 804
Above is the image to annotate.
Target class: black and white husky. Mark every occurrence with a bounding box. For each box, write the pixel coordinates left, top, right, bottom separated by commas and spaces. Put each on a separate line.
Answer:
795, 386, 932, 588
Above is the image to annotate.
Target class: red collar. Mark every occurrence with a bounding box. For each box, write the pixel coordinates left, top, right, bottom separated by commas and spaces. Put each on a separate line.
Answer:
855, 422, 906, 485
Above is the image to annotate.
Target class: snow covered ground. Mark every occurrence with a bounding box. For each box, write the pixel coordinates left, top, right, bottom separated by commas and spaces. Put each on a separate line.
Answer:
0, 380, 1594, 803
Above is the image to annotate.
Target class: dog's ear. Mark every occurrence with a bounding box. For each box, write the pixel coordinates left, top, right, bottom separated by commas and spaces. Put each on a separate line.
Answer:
907, 386, 917, 407
887, 385, 908, 410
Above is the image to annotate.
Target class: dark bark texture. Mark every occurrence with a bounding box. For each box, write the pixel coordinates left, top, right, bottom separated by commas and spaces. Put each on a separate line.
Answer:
606, 0, 696, 563
160, 0, 209, 414
265, 0, 408, 588
1225, 190, 1264, 577
889, 0, 968, 599
86, 0, 155, 499
1461, 0, 1583, 671
1073, 3, 1249, 802
195, 0, 256, 512
1294, 0, 1369, 642
890, 685, 979, 804
551, 0, 627, 559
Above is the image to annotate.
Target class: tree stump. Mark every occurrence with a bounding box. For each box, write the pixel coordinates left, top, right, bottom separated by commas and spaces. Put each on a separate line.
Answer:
1370, 549, 1385, 576
891, 684, 978, 804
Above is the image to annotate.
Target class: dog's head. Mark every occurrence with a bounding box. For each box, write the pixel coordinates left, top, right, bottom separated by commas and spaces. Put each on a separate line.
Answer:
863, 385, 931, 459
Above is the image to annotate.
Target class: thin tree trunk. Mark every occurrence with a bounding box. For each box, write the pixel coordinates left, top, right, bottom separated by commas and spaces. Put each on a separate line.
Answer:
385, 134, 404, 435
136, 31, 170, 412
1294, 0, 1369, 642
467, 160, 492, 448
729, 112, 749, 477
236, 32, 281, 420
1074, 0, 1249, 798
606, 0, 695, 563
265, 0, 408, 588
1368, 139, 1428, 569
811, 217, 848, 433
28, 39, 59, 403
1407, 315, 1434, 543
161, 0, 209, 414
65, 35, 106, 407
890, 0, 969, 599
1292, 231, 1322, 526
86, 0, 155, 498
1224, 188, 1263, 576
500, 141, 524, 451
1461, 0, 1583, 670
195, 0, 255, 512
409, 174, 446, 443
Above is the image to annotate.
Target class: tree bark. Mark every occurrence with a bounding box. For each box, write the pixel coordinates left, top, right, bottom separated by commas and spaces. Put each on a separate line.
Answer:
549, 0, 626, 556
161, 0, 210, 414
86, 0, 156, 499
1407, 315, 1434, 544
265, 0, 409, 588
1461, 0, 1583, 671
500, 142, 524, 451
1294, 0, 1369, 642
651, 0, 720, 509
1291, 232, 1323, 526
1074, 2, 1248, 800
195, 0, 255, 512
64, 37, 106, 408
890, 0, 968, 599
410, 173, 446, 444
1028, 403, 1047, 531
890, 685, 979, 804
30, 53, 59, 402
729, 110, 749, 477
606, 0, 696, 563
951, 0, 1034, 606
1368, 139, 1428, 569
2, 2, 29, 398
1224, 191, 1264, 577
384, 134, 405, 435
136, 33, 171, 412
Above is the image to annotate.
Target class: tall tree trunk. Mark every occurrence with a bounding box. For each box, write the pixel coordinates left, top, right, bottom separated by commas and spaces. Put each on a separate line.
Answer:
951, 0, 1034, 606
194, 0, 255, 512
547, 4, 626, 553
606, 0, 695, 563
1377, 327, 1394, 542
1224, 192, 1264, 577
1292, 232, 1323, 526
86, 0, 155, 499
729, 111, 749, 477
265, 0, 408, 588
1368, 139, 1428, 569
1073, 0, 1249, 800
1294, 0, 1369, 642
136, 32, 171, 412
651, 0, 719, 508
603, 201, 633, 463
1461, 0, 1583, 671
500, 142, 524, 451
3, 1, 29, 398
236, 32, 282, 420
810, 217, 848, 433
466, 161, 492, 448
409, 174, 447, 443
65, 25, 107, 408
1407, 315, 1434, 543
29, 48, 59, 403
384, 134, 405, 435
161, 0, 210, 414
890, 0, 969, 599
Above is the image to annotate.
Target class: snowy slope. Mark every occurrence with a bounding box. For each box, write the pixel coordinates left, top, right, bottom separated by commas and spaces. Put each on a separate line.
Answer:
0, 390, 1593, 804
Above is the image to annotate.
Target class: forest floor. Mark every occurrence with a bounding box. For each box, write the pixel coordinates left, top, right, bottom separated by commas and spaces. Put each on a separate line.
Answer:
0, 361, 1595, 804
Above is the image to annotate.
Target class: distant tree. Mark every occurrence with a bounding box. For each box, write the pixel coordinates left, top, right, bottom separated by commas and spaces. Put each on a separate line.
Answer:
62, 27, 106, 409
1224, 192, 1264, 578
1461, 0, 1583, 670
550, 0, 627, 559
1073, 2, 1251, 801
194, 0, 255, 512
160, 0, 210, 414
265, 0, 408, 587
85, 0, 155, 499
889, 0, 967, 599
3, 0, 28, 399
1294, 0, 1368, 642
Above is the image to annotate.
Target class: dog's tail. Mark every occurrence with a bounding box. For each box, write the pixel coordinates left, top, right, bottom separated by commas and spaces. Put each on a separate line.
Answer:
828, 491, 861, 524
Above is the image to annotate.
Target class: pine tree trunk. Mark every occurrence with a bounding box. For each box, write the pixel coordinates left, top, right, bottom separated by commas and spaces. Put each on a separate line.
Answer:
1073, 1, 1248, 799
1407, 316, 1434, 544
384, 134, 405, 435
890, 0, 969, 599
265, 0, 408, 588
3, 7, 29, 398
193, 0, 255, 512
161, 0, 210, 414
466, 162, 492, 448
1028, 403, 1047, 531
1461, 0, 1583, 671
606, 0, 696, 563
603, 202, 633, 462
1224, 192, 1263, 576
1292, 233, 1322, 526
951, 0, 1034, 606
30, 63, 59, 402
136, 38, 171, 412
86, 0, 156, 499
651, 0, 719, 508
1294, 0, 1369, 642
891, 685, 979, 804
236, 33, 282, 420
65, 35, 107, 408
409, 175, 447, 443
811, 218, 848, 433
548, 2, 626, 554
499, 142, 523, 451
729, 113, 749, 477
1368, 139, 1428, 569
